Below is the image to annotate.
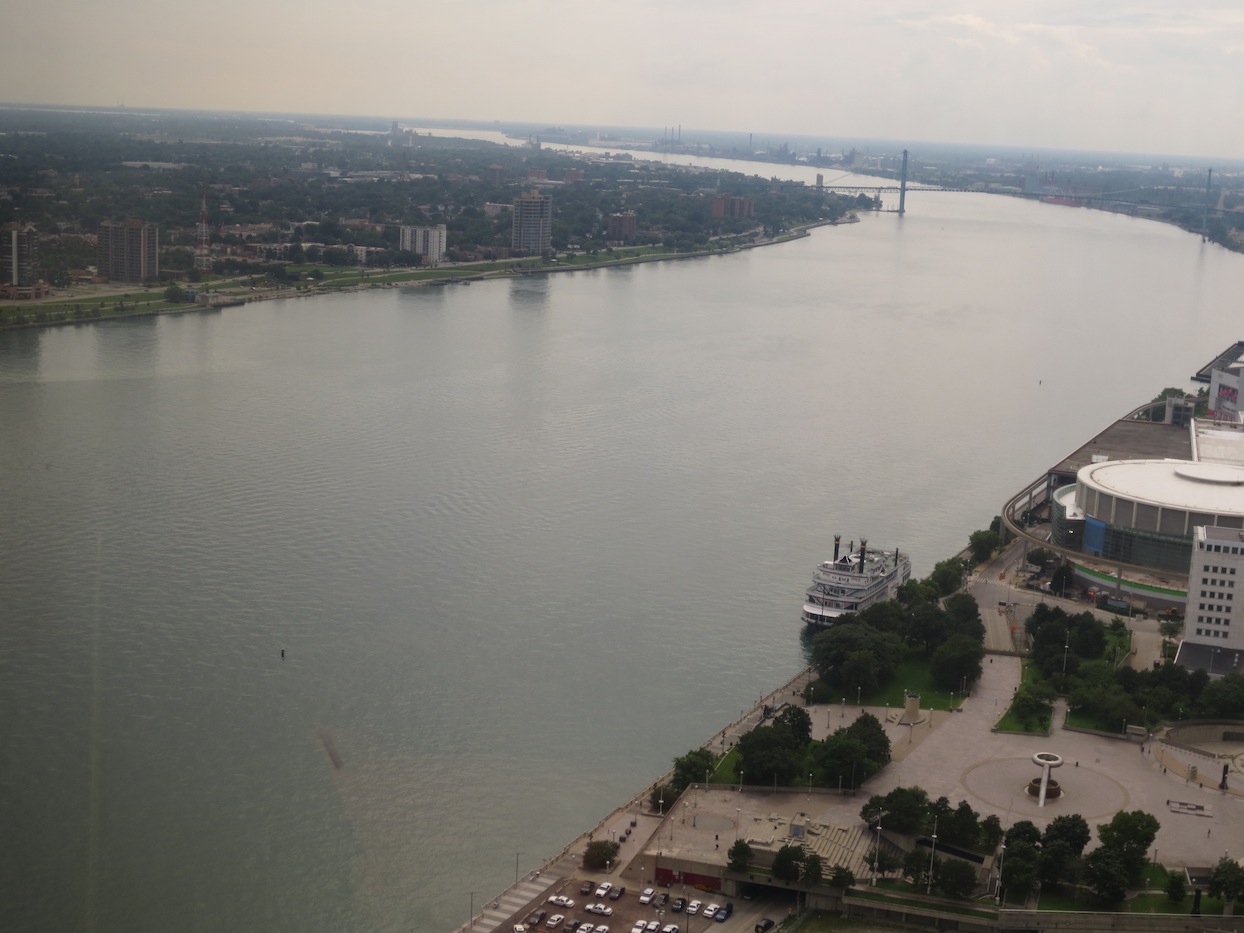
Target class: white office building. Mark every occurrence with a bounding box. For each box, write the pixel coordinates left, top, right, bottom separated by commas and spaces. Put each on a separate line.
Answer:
400, 224, 447, 265
1177, 525, 1244, 676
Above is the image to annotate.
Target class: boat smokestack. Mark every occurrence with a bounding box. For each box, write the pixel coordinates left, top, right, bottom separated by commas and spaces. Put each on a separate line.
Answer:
859, 538, 867, 573
834, 535, 841, 561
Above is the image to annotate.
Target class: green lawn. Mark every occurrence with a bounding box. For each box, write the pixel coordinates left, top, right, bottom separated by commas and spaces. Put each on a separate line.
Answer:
709, 748, 740, 784
857, 655, 966, 711
799, 913, 907, 933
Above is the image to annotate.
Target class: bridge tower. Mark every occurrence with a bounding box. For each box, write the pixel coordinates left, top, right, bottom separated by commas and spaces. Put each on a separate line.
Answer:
898, 150, 909, 216
194, 184, 212, 270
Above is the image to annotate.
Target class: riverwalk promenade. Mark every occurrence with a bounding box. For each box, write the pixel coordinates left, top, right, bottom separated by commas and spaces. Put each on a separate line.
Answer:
458, 632, 1243, 933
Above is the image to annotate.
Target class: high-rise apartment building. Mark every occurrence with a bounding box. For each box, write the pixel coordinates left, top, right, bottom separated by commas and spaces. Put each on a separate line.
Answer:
399, 224, 447, 265
511, 191, 552, 254
97, 220, 159, 283
2, 223, 38, 287
1181, 525, 1244, 677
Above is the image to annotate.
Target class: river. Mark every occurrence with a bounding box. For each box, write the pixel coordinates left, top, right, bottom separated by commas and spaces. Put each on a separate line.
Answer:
1, 144, 1241, 933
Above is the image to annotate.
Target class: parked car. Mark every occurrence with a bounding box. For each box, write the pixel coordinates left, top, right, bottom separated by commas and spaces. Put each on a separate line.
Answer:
638, 888, 655, 905
565, 923, 580, 933
645, 922, 659, 932
581, 881, 595, 896
579, 924, 594, 933
661, 926, 680, 933
755, 920, 775, 933
608, 886, 625, 901
714, 904, 733, 922
686, 900, 701, 915
595, 882, 613, 899
656, 893, 668, 907
703, 905, 720, 920
527, 911, 547, 927
671, 898, 686, 913
630, 922, 647, 933
548, 915, 564, 929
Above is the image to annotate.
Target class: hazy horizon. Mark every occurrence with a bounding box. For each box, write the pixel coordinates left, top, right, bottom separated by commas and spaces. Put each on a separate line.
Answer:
4, 0, 1243, 161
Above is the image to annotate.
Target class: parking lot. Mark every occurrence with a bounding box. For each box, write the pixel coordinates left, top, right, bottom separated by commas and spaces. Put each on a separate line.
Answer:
513, 880, 792, 933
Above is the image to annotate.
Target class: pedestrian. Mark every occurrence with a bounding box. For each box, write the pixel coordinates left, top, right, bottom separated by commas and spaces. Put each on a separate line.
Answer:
1208, 828, 1212, 837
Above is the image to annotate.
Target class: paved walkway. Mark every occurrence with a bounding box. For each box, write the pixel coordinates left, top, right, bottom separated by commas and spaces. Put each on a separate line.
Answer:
801, 656, 1243, 872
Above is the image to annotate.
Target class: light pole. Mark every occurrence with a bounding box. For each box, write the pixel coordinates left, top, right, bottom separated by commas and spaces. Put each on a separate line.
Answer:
735, 807, 741, 842
857, 685, 862, 706
808, 772, 813, 799
515, 852, 523, 885
995, 842, 1006, 905
659, 793, 664, 817
469, 891, 475, 931
926, 816, 938, 895
871, 816, 883, 886
1062, 633, 1069, 686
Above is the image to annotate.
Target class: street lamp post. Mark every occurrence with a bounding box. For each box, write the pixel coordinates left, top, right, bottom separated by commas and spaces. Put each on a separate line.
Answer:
926, 817, 938, 895
659, 794, 664, 817
808, 772, 813, 799
995, 842, 1007, 905
857, 686, 862, 706
469, 891, 475, 931
515, 852, 523, 885
871, 817, 883, 886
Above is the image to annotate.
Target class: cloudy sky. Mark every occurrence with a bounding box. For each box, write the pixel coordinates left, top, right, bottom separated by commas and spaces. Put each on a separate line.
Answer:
5, 0, 1243, 158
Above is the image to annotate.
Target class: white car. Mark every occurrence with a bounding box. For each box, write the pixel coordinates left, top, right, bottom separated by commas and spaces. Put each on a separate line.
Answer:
587, 904, 613, 916
686, 900, 701, 916
548, 915, 564, 929
638, 888, 655, 905
703, 904, 720, 920
595, 882, 613, 898
580, 925, 594, 933
596, 926, 609, 933
645, 923, 659, 933
661, 926, 680, 933
549, 895, 575, 908
631, 923, 647, 933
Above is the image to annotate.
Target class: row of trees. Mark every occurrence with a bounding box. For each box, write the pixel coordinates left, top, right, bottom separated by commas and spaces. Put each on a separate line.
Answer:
809, 590, 986, 698
1017, 602, 1244, 729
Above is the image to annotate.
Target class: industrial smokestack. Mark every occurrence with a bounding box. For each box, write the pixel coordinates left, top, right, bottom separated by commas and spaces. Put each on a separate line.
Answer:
833, 535, 841, 561
859, 538, 868, 573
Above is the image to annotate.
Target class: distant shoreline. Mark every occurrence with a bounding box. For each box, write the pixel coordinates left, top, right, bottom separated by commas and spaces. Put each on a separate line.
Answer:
0, 215, 859, 332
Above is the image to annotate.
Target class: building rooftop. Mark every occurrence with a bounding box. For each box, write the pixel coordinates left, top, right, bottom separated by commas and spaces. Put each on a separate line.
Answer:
1048, 419, 1191, 481
1078, 459, 1244, 515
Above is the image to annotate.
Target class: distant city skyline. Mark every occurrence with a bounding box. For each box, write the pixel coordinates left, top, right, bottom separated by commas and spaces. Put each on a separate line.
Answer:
3, 0, 1243, 160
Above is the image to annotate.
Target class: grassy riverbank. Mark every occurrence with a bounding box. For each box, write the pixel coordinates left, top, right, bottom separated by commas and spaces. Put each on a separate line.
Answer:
0, 217, 850, 331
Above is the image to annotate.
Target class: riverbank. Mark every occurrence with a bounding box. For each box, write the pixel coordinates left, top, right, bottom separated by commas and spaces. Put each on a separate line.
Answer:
0, 215, 858, 332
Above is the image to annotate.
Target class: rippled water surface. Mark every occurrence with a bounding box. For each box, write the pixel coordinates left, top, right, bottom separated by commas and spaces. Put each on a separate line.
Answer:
3, 178, 1243, 932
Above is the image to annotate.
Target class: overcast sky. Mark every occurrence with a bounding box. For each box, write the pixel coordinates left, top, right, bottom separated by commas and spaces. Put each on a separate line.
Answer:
5, 0, 1243, 159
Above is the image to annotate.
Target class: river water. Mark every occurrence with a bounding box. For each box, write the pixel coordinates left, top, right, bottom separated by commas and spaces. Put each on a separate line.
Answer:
2, 151, 1242, 933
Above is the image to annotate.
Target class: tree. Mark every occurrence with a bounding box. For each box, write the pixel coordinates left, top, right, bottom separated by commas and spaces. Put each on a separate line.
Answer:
1208, 856, 1244, 916
1005, 820, 1042, 848
861, 786, 929, 834
727, 839, 753, 872
1000, 841, 1040, 903
772, 845, 805, 882
1026, 547, 1053, 570
903, 848, 931, 888
773, 705, 812, 747
735, 724, 803, 787
671, 747, 717, 794
865, 847, 901, 880
929, 557, 969, 596
969, 529, 999, 564
1158, 617, 1183, 653
931, 635, 985, 691
1083, 847, 1130, 903
980, 815, 1004, 851
1042, 814, 1090, 858
935, 858, 979, 899
1096, 810, 1159, 885
802, 852, 824, 885
583, 840, 620, 871
163, 283, 185, 303
830, 865, 855, 889
649, 782, 675, 812
1166, 871, 1186, 904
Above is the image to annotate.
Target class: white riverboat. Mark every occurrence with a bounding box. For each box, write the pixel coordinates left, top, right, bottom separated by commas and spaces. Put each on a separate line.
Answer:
801, 536, 912, 628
